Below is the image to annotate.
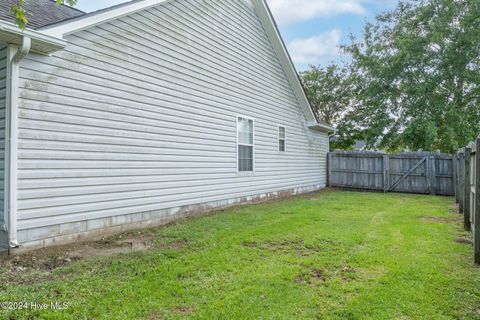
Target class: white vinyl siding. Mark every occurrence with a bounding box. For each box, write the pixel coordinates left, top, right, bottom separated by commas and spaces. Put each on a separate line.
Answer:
14, 0, 329, 235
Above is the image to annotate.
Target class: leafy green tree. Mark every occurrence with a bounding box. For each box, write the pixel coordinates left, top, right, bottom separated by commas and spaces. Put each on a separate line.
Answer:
301, 65, 348, 125
11, 0, 78, 29
300, 65, 360, 150
344, 0, 480, 153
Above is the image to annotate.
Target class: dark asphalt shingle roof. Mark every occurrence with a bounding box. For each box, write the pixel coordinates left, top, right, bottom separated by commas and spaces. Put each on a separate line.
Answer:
0, 0, 85, 29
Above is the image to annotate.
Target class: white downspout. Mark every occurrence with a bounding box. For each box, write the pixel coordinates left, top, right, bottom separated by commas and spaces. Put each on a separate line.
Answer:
5, 37, 31, 248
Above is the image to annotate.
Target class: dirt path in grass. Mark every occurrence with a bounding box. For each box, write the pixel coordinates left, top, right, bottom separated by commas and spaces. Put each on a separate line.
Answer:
0, 229, 185, 286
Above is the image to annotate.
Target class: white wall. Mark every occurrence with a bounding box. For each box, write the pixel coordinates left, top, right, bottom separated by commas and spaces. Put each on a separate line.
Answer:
15, 0, 328, 245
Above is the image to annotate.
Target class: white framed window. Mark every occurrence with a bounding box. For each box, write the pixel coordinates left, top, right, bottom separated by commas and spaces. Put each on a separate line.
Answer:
237, 116, 254, 172
278, 125, 286, 152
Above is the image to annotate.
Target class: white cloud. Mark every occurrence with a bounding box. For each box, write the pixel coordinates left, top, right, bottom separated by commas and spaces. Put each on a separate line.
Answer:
267, 0, 366, 25
288, 29, 342, 65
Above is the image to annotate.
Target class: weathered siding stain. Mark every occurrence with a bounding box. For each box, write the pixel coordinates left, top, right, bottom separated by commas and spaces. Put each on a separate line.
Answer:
15, 0, 328, 245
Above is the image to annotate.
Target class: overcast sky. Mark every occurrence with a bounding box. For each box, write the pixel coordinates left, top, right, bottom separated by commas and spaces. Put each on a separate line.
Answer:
76, 0, 399, 71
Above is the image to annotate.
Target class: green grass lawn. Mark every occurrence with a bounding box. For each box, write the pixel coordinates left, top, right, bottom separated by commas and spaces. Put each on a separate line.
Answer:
1, 190, 480, 319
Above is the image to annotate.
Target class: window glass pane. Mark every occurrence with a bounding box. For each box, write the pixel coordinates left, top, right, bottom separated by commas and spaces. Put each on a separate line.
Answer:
238, 117, 253, 145
242, 130, 248, 144
279, 126, 286, 139
237, 118, 244, 142
279, 139, 286, 152
238, 145, 253, 171
237, 117, 254, 171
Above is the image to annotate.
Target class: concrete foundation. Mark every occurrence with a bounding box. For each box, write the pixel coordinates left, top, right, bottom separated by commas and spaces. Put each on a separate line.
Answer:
12, 184, 325, 254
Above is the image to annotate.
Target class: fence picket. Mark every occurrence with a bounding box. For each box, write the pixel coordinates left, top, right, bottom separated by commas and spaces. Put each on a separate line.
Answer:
429, 156, 436, 195
465, 147, 472, 231
383, 154, 389, 193
328, 151, 454, 195
454, 155, 459, 203
459, 149, 466, 213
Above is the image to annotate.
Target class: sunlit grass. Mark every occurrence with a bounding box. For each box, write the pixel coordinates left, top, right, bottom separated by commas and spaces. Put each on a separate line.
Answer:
1, 190, 479, 319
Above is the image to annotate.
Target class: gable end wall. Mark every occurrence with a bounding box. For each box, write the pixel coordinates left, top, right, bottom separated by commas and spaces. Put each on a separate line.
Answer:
14, 0, 328, 249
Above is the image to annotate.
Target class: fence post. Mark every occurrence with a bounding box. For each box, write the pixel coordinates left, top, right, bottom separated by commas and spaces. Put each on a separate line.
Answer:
475, 136, 480, 265
326, 153, 330, 187
428, 156, 436, 195
464, 147, 472, 231
454, 154, 459, 203
459, 149, 465, 214
426, 156, 431, 195
383, 154, 389, 193
327, 153, 333, 187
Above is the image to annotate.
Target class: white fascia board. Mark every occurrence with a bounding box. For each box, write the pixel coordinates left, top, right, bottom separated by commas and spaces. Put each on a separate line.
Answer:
251, 0, 319, 124
40, 0, 172, 38
0, 21, 67, 54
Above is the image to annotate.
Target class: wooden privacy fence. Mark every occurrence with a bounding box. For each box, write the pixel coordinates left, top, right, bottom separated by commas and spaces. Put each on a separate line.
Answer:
454, 134, 480, 264
328, 151, 454, 195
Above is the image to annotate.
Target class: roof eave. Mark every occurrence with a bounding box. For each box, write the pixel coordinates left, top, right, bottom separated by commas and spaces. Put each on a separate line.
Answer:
0, 21, 67, 54
307, 121, 336, 134
39, 0, 172, 37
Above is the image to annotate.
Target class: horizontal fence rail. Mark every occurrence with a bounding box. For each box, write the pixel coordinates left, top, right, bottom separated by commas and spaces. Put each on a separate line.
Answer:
455, 135, 480, 265
328, 151, 454, 196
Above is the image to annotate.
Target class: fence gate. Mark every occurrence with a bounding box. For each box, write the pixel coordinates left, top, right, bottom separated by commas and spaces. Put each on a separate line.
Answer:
328, 151, 454, 195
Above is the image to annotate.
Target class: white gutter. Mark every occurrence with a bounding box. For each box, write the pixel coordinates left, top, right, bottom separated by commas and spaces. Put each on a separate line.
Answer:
0, 22, 65, 249
5, 37, 31, 248
0, 21, 66, 55
307, 121, 336, 134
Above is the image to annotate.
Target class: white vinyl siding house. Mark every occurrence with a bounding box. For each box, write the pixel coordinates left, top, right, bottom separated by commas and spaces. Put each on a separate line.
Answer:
0, 0, 333, 251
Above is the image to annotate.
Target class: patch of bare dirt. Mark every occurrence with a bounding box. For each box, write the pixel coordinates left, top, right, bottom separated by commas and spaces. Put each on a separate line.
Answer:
449, 203, 460, 215
41, 256, 80, 271
242, 238, 335, 257
311, 268, 326, 281
474, 308, 480, 317
0, 230, 188, 286
295, 266, 328, 286
295, 262, 383, 288
161, 239, 188, 250
171, 306, 195, 315
455, 238, 473, 245
339, 266, 357, 281
67, 239, 152, 259
295, 274, 308, 284
147, 310, 166, 320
